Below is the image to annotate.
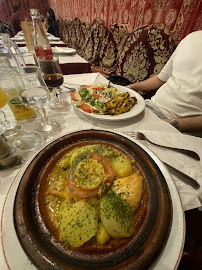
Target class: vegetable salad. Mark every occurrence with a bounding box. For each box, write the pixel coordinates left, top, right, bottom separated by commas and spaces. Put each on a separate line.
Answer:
71, 84, 137, 115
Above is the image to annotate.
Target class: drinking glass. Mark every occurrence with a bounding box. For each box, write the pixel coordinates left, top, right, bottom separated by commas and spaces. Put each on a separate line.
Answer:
14, 51, 39, 67
38, 56, 68, 110
18, 66, 61, 133
0, 33, 23, 68
0, 66, 35, 123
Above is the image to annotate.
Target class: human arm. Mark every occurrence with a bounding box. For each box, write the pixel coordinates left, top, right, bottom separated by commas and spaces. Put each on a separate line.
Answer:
164, 115, 202, 133
126, 75, 165, 92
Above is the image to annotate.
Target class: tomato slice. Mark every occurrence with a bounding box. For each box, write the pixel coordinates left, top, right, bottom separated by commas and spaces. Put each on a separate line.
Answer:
92, 108, 100, 113
68, 152, 114, 198
93, 90, 100, 100
79, 85, 91, 89
91, 153, 114, 182
68, 180, 98, 198
70, 92, 78, 101
80, 102, 92, 113
92, 87, 105, 91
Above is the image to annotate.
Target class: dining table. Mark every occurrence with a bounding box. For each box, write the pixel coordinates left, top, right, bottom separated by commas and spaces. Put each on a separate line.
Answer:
11, 32, 67, 47
12, 32, 91, 75
0, 72, 201, 270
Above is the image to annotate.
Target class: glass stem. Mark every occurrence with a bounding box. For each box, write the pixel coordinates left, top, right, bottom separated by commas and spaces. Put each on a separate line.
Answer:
37, 107, 49, 124
53, 87, 59, 99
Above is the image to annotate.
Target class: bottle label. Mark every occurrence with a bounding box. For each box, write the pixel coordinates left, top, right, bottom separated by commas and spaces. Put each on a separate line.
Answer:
35, 46, 53, 61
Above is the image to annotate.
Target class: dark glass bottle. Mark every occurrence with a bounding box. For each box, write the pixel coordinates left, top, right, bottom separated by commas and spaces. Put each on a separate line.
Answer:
30, 9, 53, 61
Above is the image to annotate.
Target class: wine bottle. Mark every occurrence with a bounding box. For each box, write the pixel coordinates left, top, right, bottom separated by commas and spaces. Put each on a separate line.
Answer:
30, 9, 53, 61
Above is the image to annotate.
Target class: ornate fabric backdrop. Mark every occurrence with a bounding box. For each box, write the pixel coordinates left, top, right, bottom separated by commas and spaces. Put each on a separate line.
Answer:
0, 0, 201, 43
47, 0, 202, 43
0, 0, 48, 22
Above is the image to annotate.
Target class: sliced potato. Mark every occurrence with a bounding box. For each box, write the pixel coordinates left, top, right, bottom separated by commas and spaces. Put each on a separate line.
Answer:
59, 200, 98, 247
100, 193, 134, 238
111, 156, 132, 177
96, 222, 111, 245
75, 158, 104, 189
112, 172, 143, 212
58, 155, 71, 169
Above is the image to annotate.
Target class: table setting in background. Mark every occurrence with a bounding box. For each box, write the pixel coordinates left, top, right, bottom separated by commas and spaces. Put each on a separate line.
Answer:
1, 70, 202, 270
11, 31, 67, 47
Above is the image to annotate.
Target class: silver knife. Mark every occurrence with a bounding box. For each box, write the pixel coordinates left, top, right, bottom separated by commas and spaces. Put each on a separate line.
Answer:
163, 161, 200, 190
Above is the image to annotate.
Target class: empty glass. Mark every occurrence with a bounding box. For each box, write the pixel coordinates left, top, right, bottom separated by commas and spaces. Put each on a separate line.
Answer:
0, 33, 23, 68
18, 66, 61, 133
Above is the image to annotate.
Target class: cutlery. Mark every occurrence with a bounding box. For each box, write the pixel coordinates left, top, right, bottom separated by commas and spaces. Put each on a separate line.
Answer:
62, 85, 77, 92
124, 131, 200, 189
163, 161, 200, 189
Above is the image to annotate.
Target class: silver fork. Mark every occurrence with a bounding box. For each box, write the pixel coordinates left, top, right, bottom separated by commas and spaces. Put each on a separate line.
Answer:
62, 85, 78, 92
124, 131, 200, 189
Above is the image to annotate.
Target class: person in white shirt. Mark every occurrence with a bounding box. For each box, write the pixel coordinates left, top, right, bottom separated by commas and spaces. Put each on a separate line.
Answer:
127, 30, 202, 135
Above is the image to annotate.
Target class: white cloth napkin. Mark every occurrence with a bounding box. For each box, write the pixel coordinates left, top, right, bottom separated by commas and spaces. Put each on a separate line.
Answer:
63, 73, 100, 87
11, 36, 24, 40
54, 46, 76, 54
133, 130, 202, 211
48, 36, 60, 41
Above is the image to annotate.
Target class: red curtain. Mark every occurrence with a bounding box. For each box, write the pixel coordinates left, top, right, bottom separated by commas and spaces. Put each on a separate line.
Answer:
0, 0, 49, 22
47, 0, 202, 44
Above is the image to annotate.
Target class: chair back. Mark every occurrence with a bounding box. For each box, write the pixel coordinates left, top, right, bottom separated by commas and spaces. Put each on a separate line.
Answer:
82, 18, 107, 64
99, 23, 128, 69
114, 23, 175, 83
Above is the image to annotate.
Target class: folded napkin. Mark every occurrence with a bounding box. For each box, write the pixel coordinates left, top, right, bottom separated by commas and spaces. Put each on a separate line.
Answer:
125, 130, 202, 211
11, 36, 24, 41
48, 36, 60, 41
63, 73, 100, 87
54, 46, 76, 54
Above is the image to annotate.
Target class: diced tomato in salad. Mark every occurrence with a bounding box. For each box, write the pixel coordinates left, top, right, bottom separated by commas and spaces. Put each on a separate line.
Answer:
80, 102, 99, 113
93, 90, 100, 100
70, 92, 78, 101
71, 84, 120, 114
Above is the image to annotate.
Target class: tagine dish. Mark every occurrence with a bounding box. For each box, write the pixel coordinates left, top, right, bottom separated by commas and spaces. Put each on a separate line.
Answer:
14, 130, 172, 270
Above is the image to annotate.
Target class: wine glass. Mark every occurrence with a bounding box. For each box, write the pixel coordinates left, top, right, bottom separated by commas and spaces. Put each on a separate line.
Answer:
18, 66, 61, 133
38, 56, 68, 110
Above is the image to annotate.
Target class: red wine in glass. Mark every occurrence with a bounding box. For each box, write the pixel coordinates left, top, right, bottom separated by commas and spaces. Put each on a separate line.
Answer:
43, 73, 64, 88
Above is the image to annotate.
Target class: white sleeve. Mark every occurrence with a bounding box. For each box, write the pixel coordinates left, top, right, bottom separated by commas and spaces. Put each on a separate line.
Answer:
158, 48, 177, 82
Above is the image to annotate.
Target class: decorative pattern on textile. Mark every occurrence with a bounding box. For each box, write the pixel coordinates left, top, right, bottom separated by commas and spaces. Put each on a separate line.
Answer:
99, 23, 128, 69
114, 23, 175, 83
46, 0, 201, 45
79, 22, 91, 50
69, 17, 81, 49
82, 18, 107, 64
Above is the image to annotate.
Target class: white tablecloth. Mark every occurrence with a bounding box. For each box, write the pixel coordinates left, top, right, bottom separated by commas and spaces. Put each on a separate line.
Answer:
0, 72, 202, 270
1, 72, 202, 211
